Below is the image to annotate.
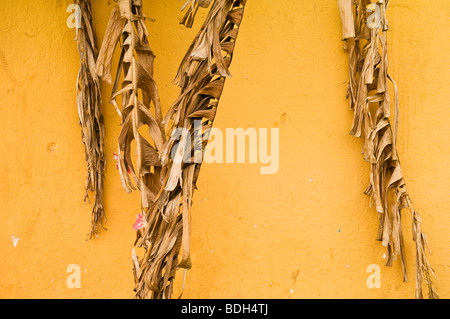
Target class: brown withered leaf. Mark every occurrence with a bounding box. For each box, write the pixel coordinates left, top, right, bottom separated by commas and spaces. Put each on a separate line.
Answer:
96, 0, 165, 204
338, 0, 438, 299
97, 0, 245, 299
134, 0, 247, 299
180, 0, 214, 28
75, 0, 106, 238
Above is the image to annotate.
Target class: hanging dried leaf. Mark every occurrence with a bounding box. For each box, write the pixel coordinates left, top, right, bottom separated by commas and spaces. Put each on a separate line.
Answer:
96, 0, 165, 199
133, 0, 246, 299
75, 0, 106, 238
339, 0, 438, 299
97, 0, 245, 299
180, 0, 214, 28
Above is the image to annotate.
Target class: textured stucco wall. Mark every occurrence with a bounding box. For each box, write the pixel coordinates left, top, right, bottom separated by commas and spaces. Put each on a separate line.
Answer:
0, 0, 449, 298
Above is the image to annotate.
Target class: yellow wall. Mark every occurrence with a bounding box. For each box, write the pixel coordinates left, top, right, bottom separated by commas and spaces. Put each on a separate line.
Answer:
1, 0, 449, 299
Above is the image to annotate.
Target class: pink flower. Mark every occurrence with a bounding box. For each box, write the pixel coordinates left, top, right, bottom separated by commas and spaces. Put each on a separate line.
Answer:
113, 152, 119, 170
113, 152, 131, 173
133, 213, 144, 231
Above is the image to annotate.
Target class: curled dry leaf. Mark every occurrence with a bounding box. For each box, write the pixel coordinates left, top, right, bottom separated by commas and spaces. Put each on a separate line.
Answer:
180, 0, 214, 28
338, 0, 438, 299
97, 0, 246, 299
96, 0, 165, 202
134, 0, 246, 299
96, 0, 246, 299
75, 0, 106, 238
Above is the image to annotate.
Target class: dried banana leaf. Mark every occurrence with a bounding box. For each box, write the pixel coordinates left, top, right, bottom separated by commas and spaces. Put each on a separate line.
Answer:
97, 0, 245, 299
132, 0, 246, 299
96, 0, 165, 200
75, 0, 106, 238
180, 0, 214, 28
95, 0, 246, 299
338, 0, 438, 299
